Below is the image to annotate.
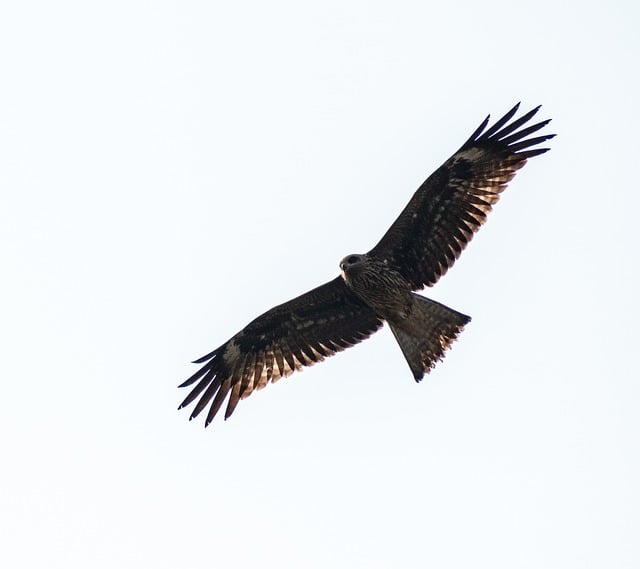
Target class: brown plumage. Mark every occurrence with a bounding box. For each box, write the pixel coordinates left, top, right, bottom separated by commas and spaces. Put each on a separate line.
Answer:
179, 102, 555, 426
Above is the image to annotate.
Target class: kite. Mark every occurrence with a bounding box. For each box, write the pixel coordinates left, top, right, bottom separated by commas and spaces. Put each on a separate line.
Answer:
178, 103, 554, 426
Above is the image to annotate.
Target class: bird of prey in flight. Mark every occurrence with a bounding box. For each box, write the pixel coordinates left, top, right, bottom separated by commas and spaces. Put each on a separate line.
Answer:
179, 103, 554, 426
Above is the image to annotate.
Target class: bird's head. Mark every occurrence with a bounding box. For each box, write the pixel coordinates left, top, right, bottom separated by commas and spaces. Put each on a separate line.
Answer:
339, 253, 366, 275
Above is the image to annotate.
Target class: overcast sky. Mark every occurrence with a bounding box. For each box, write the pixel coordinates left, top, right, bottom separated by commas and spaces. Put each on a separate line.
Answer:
1, 1, 639, 568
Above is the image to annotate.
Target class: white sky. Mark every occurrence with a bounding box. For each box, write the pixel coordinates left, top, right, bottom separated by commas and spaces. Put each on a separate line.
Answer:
1, 1, 639, 568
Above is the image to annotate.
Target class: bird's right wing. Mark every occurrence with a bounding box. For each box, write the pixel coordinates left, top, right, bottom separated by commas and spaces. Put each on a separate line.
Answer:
178, 276, 383, 426
369, 103, 555, 289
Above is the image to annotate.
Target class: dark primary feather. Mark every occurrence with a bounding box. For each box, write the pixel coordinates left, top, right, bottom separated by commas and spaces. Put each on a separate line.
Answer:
369, 103, 555, 290
178, 277, 383, 426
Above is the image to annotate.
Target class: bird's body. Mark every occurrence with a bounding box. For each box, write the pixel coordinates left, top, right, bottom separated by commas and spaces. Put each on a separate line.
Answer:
340, 253, 470, 380
179, 103, 555, 426
340, 255, 413, 321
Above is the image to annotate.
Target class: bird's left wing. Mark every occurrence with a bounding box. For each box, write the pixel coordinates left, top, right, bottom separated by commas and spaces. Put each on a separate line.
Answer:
368, 103, 555, 290
178, 276, 383, 426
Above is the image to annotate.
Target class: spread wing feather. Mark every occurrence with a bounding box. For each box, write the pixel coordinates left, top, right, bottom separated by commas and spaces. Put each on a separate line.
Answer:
369, 103, 555, 289
178, 276, 383, 425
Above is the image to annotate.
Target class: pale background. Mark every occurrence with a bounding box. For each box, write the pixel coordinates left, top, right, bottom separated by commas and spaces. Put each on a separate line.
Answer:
1, 1, 639, 568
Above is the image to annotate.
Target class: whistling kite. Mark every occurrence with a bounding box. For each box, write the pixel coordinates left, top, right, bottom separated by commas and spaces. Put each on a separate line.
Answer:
179, 103, 554, 426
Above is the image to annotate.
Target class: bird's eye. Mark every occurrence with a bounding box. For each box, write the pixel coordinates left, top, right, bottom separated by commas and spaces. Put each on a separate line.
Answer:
348, 256, 358, 264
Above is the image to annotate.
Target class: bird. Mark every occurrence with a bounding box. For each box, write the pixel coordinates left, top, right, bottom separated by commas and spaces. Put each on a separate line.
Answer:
178, 102, 554, 426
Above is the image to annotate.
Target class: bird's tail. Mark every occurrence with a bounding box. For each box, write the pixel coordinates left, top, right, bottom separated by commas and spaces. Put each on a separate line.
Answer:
388, 293, 471, 381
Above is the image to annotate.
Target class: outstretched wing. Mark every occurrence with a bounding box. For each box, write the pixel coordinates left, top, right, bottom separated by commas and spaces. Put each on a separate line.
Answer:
178, 277, 383, 426
368, 103, 555, 289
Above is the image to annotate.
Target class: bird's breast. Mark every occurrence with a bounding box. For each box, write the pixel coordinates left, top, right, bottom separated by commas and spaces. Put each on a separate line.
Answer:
344, 262, 412, 322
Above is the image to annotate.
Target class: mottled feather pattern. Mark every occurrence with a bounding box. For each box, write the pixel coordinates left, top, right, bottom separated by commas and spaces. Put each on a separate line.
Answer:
370, 103, 554, 289
388, 294, 470, 381
179, 277, 383, 425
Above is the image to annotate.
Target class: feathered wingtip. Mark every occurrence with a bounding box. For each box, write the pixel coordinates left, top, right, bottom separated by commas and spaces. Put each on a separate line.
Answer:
178, 343, 245, 426
177, 346, 224, 423
461, 102, 556, 158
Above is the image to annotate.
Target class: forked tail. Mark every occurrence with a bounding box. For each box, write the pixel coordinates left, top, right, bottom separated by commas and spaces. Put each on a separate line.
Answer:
388, 293, 471, 381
